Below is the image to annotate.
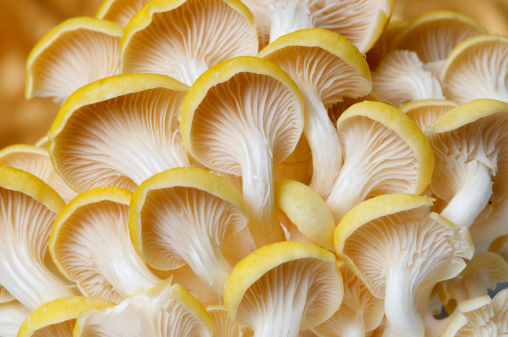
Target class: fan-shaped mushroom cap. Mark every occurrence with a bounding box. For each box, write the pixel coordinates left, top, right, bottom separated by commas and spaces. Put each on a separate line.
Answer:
0, 167, 77, 310
129, 167, 249, 294
468, 198, 508, 249
440, 34, 508, 103
120, 0, 258, 85
25, 17, 122, 103
96, 0, 150, 26
311, 262, 384, 337
489, 234, 508, 262
440, 290, 508, 337
17, 297, 114, 337
0, 145, 78, 203
399, 99, 458, 131
181, 56, 304, 247
325, 102, 434, 222
367, 20, 409, 72
274, 180, 335, 250
372, 50, 445, 107
49, 187, 161, 303
426, 99, 508, 228
327, 91, 381, 126
48, 73, 190, 193
259, 28, 372, 197
0, 300, 30, 337
225, 241, 343, 337
207, 306, 246, 337
390, 10, 487, 74
74, 280, 213, 337
242, 0, 391, 52
335, 193, 474, 337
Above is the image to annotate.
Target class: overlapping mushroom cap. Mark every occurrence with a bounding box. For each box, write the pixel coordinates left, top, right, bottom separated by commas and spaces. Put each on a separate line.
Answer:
258, 28, 372, 197
48, 73, 190, 193
440, 34, 508, 103
0, 300, 30, 337
181, 56, 304, 247
49, 187, 161, 304
120, 0, 258, 85
25, 17, 122, 103
225, 241, 343, 337
96, 0, 151, 26
335, 193, 474, 337
426, 98, 508, 228
399, 99, 458, 131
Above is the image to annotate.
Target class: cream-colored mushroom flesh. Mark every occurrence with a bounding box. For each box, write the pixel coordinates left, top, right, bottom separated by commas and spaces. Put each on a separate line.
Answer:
0, 300, 30, 337
426, 99, 508, 228
49, 187, 161, 303
96, 0, 150, 26
48, 73, 190, 193
120, 0, 258, 85
0, 286, 14, 303
335, 194, 474, 337
258, 29, 372, 197
0, 145, 78, 203
469, 198, 508, 248
373, 50, 445, 107
242, 0, 391, 52
440, 34, 508, 103
17, 297, 114, 337
325, 102, 434, 222
74, 281, 213, 337
26, 17, 122, 103
207, 306, 243, 337
391, 10, 487, 74
0, 167, 77, 310
399, 99, 458, 131
181, 56, 304, 247
225, 241, 343, 337
129, 167, 248, 294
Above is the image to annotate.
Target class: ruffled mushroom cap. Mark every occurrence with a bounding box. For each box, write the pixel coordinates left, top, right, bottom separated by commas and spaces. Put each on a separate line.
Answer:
96, 0, 150, 26
440, 290, 508, 336
258, 29, 372, 197
399, 99, 458, 131
129, 167, 249, 295
0, 145, 78, 203
17, 297, 114, 337
74, 280, 213, 337
440, 34, 508, 103
180, 56, 304, 247
372, 50, 445, 107
49, 187, 161, 304
0, 167, 77, 310
225, 241, 343, 337
311, 262, 384, 337
25, 17, 122, 103
274, 180, 335, 250
242, 0, 391, 52
426, 99, 508, 228
0, 300, 30, 337
120, 0, 258, 85
48, 73, 190, 193
325, 102, 434, 222
469, 198, 508, 249
390, 10, 487, 74
489, 234, 508, 262
335, 193, 474, 337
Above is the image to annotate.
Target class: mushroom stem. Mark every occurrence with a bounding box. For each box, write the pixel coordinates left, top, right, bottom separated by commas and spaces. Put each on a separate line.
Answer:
385, 268, 425, 337
173, 57, 209, 86
241, 131, 285, 247
269, 0, 314, 43
303, 91, 342, 198
440, 160, 493, 228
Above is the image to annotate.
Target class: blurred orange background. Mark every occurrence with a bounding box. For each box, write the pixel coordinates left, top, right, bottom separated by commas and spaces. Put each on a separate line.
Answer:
1, 0, 507, 148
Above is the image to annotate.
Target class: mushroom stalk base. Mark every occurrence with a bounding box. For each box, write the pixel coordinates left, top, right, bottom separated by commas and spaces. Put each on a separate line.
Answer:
174, 57, 209, 86
269, 0, 314, 43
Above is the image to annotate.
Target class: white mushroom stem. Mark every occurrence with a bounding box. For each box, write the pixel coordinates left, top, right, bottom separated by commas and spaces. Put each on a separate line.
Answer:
385, 268, 425, 337
241, 130, 284, 247
173, 57, 209, 86
303, 91, 342, 198
440, 161, 493, 228
269, 0, 314, 43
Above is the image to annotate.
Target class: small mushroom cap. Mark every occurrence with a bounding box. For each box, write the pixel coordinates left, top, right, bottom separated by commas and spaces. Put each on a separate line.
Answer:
25, 17, 122, 103
48, 73, 190, 192
489, 234, 508, 262
225, 241, 342, 328
274, 180, 335, 250
17, 297, 114, 337
399, 99, 458, 131
96, 0, 151, 26
120, 0, 258, 85
206, 305, 244, 337
461, 252, 508, 292
440, 34, 508, 103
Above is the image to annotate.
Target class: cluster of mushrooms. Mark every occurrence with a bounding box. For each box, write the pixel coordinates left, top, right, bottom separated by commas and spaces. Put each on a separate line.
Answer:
1, 0, 508, 336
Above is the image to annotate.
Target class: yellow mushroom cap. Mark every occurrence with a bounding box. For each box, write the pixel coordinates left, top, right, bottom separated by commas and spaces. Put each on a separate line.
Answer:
26, 17, 122, 103
399, 99, 458, 131
96, 0, 151, 26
